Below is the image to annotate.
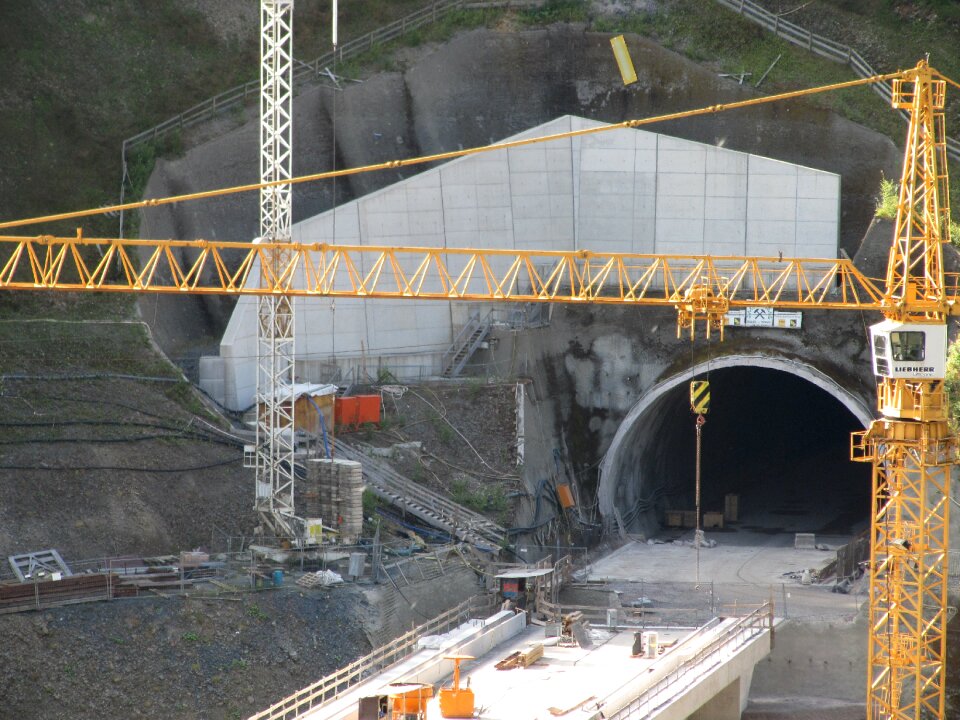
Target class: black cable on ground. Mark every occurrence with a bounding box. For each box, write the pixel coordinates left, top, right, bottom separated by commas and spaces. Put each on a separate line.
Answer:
0, 457, 240, 473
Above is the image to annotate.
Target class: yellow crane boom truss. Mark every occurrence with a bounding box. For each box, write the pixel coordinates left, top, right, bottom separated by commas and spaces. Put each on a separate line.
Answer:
0, 233, 896, 308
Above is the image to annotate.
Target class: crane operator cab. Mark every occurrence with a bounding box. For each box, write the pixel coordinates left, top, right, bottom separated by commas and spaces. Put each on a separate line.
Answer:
869, 319, 947, 379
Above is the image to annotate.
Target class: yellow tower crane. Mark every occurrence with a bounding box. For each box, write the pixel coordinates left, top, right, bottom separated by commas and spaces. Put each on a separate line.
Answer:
0, 61, 955, 720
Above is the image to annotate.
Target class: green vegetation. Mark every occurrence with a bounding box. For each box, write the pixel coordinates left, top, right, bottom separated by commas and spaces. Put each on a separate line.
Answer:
518, 0, 589, 25
875, 176, 899, 219
946, 339, 960, 430
429, 412, 455, 445
450, 478, 509, 522
362, 489, 382, 519
0, 321, 178, 376
246, 604, 268, 621
181, 631, 201, 643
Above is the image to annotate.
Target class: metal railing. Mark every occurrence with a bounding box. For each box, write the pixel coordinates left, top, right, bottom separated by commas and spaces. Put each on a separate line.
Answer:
714, 0, 960, 161
606, 602, 774, 720
247, 593, 496, 720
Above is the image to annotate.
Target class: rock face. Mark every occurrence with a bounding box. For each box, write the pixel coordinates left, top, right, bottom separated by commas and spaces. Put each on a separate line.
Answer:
140, 24, 903, 374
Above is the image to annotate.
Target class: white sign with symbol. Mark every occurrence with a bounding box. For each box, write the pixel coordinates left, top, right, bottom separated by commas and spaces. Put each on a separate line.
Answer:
745, 307, 774, 327
773, 311, 803, 329
724, 310, 745, 326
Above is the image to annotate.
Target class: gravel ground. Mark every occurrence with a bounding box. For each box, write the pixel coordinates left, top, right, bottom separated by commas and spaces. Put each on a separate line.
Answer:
0, 586, 371, 720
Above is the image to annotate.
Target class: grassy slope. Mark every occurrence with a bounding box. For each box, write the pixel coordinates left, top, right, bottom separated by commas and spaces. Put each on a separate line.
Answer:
0, 0, 431, 321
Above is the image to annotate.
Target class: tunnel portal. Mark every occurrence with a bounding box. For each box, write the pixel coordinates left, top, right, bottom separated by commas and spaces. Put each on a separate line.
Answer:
600, 358, 873, 541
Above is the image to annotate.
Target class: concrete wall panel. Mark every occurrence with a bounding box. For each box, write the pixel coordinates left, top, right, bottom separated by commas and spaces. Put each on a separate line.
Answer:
201, 115, 842, 410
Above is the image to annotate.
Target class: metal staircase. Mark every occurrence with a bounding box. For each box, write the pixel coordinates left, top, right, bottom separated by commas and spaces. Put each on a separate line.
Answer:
335, 441, 507, 550
440, 313, 491, 378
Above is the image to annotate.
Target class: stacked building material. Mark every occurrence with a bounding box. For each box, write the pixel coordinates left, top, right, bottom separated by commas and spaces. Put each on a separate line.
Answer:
304, 458, 323, 519
312, 458, 364, 544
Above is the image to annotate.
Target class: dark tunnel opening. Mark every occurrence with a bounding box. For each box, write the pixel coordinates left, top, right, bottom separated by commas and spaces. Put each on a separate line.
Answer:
618, 366, 872, 539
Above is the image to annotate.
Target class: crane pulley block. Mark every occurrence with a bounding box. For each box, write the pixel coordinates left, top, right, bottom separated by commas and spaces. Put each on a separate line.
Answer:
690, 380, 710, 415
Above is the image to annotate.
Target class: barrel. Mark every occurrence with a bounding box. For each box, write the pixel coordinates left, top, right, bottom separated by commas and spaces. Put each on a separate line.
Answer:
272, 569, 284, 587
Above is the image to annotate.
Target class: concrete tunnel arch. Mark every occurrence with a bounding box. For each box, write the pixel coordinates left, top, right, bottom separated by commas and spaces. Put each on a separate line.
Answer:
598, 355, 875, 536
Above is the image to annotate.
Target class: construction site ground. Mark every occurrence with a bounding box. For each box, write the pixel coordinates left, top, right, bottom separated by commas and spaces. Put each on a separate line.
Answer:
584, 530, 865, 621
0, 585, 372, 720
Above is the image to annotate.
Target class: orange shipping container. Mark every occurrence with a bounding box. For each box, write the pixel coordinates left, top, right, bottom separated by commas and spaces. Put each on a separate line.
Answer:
335, 395, 380, 428
356, 395, 381, 424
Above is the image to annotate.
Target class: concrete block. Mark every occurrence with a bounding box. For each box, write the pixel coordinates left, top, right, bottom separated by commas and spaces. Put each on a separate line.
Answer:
580, 170, 634, 196
511, 171, 550, 196
407, 211, 444, 237
444, 208, 479, 233
634, 147, 657, 171
365, 211, 411, 239
580, 217, 634, 246
473, 157, 510, 185
703, 511, 724, 529
441, 184, 478, 210
796, 197, 837, 222
747, 219, 797, 245
512, 217, 553, 243
507, 145, 547, 173
747, 198, 796, 221
706, 148, 748, 174
659, 195, 705, 219
656, 218, 705, 248
476, 183, 510, 208
548, 172, 574, 195
631, 224, 656, 253
511, 195, 552, 219
658, 172, 705, 197
704, 219, 746, 247
581, 147, 634, 172
548, 194, 574, 218
749, 154, 797, 175
546, 146, 572, 172
658, 145, 706, 173
633, 193, 657, 219
797, 170, 840, 198
749, 174, 798, 198
795, 219, 837, 244
705, 173, 747, 198
477, 207, 511, 232
440, 161, 477, 186
580, 191, 634, 219
406, 187, 443, 212
705, 196, 747, 221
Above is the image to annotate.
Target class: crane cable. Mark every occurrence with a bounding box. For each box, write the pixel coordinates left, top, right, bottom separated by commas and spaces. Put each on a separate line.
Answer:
695, 412, 705, 589
689, 379, 711, 589
0, 70, 908, 232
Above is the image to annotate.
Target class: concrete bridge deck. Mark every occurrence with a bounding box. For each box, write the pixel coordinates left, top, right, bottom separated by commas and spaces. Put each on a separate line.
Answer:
267, 605, 774, 720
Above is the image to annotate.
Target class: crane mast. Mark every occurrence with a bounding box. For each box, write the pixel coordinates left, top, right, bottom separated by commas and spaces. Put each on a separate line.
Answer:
255, 0, 298, 539
852, 60, 955, 720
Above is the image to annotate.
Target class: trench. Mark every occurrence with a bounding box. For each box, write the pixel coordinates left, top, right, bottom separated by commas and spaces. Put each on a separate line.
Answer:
599, 358, 873, 540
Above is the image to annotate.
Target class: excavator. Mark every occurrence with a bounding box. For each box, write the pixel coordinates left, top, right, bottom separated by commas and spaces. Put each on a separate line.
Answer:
0, 58, 955, 720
